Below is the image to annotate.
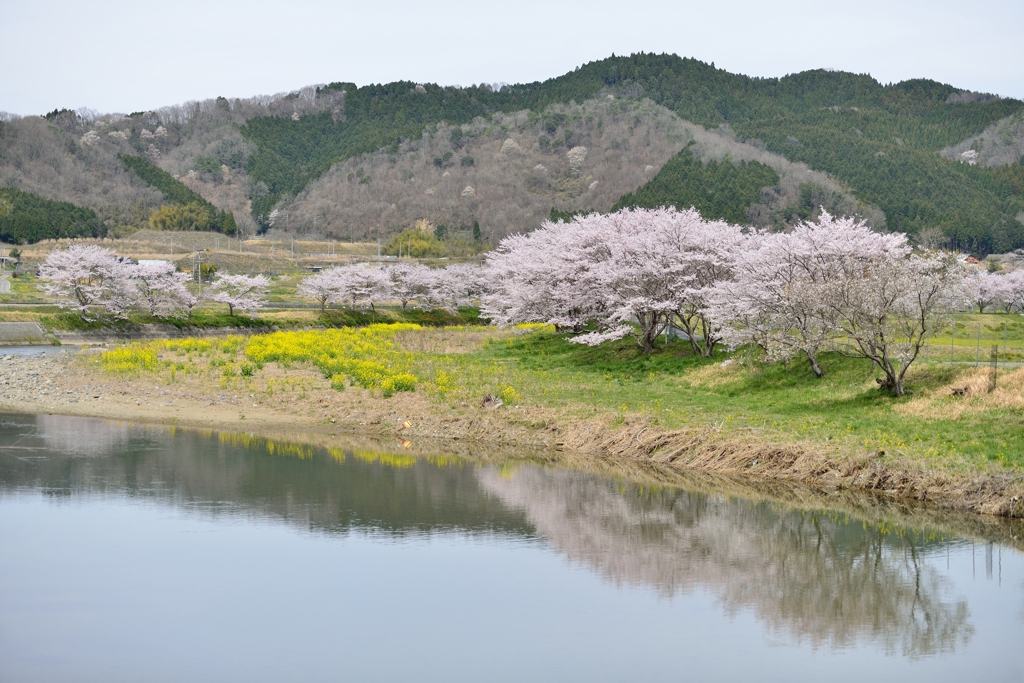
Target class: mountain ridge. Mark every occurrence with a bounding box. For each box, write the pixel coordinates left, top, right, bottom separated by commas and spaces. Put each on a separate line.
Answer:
1, 53, 1022, 252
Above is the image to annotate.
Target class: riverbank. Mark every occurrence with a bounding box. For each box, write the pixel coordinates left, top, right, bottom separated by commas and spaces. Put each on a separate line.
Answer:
3, 331, 1023, 521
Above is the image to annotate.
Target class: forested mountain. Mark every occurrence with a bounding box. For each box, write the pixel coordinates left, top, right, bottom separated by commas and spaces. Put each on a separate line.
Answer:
613, 146, 780, 223
120, 155, 237, 235
0, 187, 103, 243
280, 96, 874, 239
2, 53, 1022, 251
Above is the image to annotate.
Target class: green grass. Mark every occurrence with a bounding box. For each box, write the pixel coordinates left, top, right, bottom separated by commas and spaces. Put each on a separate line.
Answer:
29, 305, 482, 332
925, 313, 1024, 363
0, 274, 48, 303
266, 275, 300, 303
414, 328, 1024, 471
88, 313, 1024, 474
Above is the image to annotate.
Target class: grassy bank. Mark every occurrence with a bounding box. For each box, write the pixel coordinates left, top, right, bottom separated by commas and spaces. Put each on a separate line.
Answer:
94, 322, 1024, 475
489, 332, 1024, 470
3, 306, 481, 332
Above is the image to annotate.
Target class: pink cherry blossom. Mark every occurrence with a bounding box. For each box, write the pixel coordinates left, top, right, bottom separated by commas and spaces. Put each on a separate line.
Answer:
209, 274, 269, 317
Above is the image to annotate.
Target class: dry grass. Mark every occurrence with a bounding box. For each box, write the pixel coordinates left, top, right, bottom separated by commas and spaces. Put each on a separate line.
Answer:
681, 359, 747, 388
392, 326, 508, 354
260, 310, 317, 323
0, 311, 44, 322
896, 366, 1024, 420
556, 414, 1024, 519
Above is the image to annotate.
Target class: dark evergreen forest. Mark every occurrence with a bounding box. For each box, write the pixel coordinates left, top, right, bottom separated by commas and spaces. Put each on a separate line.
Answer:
0, 187, 104, 244
613, 145, 780, 223
120, 155, 238, 235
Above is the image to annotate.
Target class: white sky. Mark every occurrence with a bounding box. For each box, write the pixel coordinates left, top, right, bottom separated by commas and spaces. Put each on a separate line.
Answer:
2, 0, 1022, 115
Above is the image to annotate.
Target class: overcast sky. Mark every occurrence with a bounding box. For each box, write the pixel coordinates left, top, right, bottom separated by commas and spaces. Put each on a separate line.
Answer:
2, 0, 1022, 116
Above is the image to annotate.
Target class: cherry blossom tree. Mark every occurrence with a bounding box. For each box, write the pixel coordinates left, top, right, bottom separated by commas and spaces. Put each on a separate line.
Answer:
485, 204, 972, 393
980, 269, 1024, 313
343, 265, 391, 310
299, 264, 392, 311
832, 249, 968, 396
970, 272, 1005, 313
433, 263, 487, 311
38, 245, 136, 319
385, 262, 435, 309
485, 207, 741, 353
130, 262, 195, 319
1002, 270, 1024, 313
209, 274, 269, 316
711, 213, 910, 376
711, 213, 968, 391
298, 268, 345, 312
484, 219, 604, 332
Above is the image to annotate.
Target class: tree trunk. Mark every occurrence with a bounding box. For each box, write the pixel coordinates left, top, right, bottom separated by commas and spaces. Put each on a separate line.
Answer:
636, 312, 664, 354
807, 353, 825, 378
875, 369, 904, 396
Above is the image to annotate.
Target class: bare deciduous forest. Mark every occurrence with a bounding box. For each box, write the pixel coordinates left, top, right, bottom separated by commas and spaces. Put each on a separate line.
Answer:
275, 98, 877, 242
941, 110, 1024, 168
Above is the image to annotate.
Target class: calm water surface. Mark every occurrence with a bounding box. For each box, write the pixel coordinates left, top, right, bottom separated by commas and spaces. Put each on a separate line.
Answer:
1, 413, 1022, 682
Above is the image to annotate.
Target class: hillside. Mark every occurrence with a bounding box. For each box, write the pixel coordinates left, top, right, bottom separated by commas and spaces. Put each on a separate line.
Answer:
941, 110, 1024, 167
281, 98, 689, 238
0, 187, 104, 243
2, 54, 1023, 252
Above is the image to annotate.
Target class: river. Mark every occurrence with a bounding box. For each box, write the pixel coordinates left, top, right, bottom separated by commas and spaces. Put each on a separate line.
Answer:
1, 413, 1021, 682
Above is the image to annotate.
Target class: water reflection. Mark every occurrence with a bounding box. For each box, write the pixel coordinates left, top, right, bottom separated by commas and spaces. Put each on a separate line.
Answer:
0, 413, 996, 659
478, 467, 973, 656
0, 414, 533, 536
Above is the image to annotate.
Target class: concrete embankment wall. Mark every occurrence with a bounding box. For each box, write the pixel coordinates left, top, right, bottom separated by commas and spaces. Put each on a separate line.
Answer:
0, 322, 50, 346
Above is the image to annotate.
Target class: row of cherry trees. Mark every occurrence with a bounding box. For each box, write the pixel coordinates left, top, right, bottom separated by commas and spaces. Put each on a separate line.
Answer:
484, 208, 971, 396
298, 262, 485, 312
972, 270, 1024, 313
39, 208, 982, 396
39, 245, 268, 319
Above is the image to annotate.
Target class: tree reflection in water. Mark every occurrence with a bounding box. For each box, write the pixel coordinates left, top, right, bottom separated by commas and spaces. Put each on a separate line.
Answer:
0, 414, 975, 657
477, 467, 974, 656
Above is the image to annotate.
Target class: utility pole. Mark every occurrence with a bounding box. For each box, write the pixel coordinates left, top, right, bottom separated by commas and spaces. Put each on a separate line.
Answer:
291, 237, 294, 259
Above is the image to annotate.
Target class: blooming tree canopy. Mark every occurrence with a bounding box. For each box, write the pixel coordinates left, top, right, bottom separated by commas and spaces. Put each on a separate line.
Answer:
485, 206, 971, 395
485, 207, 740, 353
832, 248, 968, 395
711, 212, 911, 376
297, 268, 346, 312
973, 269, 1024, 313
386, 262, 435, 310
38, 245, 136, 319
433, 263, 486, 312
130, 261, 195, 319
209, 274, 269, 316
